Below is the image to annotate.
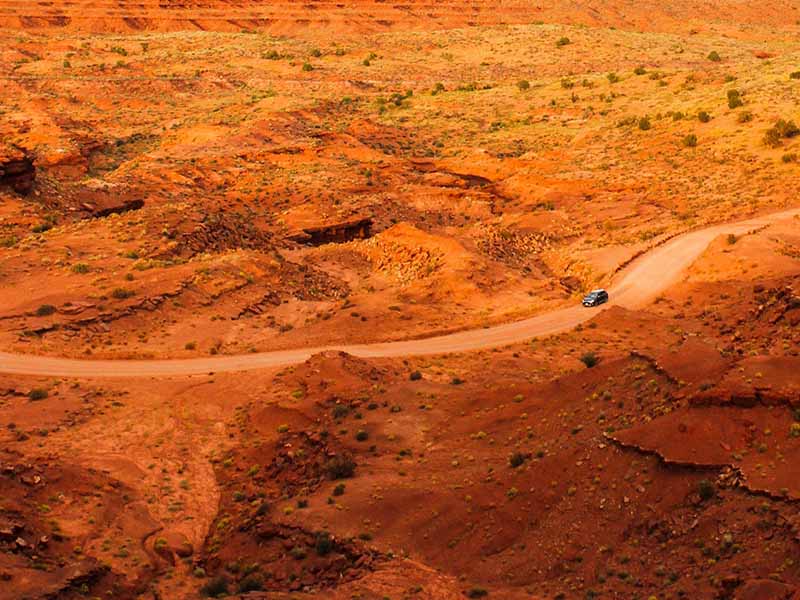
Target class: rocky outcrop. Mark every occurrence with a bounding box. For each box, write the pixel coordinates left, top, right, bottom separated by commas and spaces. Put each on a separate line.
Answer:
0, 146, 35, 194
82, 198, 144, 218
170, 212, 275, 257
288, 217, 372, 246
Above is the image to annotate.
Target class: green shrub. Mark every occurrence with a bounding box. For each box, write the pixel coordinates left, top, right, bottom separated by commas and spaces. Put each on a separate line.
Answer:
324, 454, 356, 479
764, 127, 782, 148
509, 452, 526, 468
782, 153, 798, 163
516, 79, 530, 91
555, 37, 571, 47
638, 117, 651, 131
682, 134, 698, 148
607, 72, 620, 84
790, 71, 800, 80
301, 62, 313, 72
633, 66, 647, 75
727, 89, 743, 109
237, 574, 263, 593
697, 479, 715, 501
775, 119, 800, 138
36, 304, 56, 316
28, 388, 49, 401
707, 51, 722, 62
111, 287, 134, 300
737, 111, 753, 123
431, 82, 445, 95
332, 404, 349, 419
315, 532, 334, 556
579, 352, 599, 368
726, 233, 737, 245
698, 111, 711, 123
71, 263, 90, 274
201, 575, 229, 598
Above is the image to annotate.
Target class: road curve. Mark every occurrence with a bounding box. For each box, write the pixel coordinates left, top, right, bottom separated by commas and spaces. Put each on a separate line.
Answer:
1, 209, 798, 378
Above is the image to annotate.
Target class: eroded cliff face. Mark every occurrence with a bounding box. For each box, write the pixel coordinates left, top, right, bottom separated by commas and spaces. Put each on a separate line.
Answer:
0, 146, 35, 195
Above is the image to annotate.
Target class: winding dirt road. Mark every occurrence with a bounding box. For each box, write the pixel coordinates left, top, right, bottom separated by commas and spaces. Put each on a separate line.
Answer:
1, 209, 798, 378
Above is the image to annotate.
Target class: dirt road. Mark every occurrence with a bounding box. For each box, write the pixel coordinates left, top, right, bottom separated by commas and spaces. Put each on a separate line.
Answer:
1, 209, 797, 377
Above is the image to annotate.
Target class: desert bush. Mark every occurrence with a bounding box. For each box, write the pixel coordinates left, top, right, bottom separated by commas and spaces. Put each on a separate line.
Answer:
633, 66, 647, 75
301, 62, 313, 71
726, 234, 737, 245
698, 111, 711, 123
201, 576, 229, 598
509, 452, 526, 468
707, 51, 722, 62
111, 287, 134, 299
697, 479, 715, 501
517, 79, 530, 91
682, 134, 698, 148
580, 352, 599, 368
28, 388, 49, 401
237, 574, 263, 593
71, 263, 90, 274
607, 72, 620, 84
409, 370, 422, 381
467, 588, 489, 598
764, 127, 782, 148
775, 119, 800, 138
672, 111, 685, 121
332, 405, 349, 419
782, 153, 798, 163
638, 117, 651, 131
727, 89, 743, 109
309, 48, 322, 57
325, 454, 356, 479
431, 82, 445, 95
556, 37, 571, 47
315, 532, 334, 556
790, 71, 800, 80
36, 304, 56, 316
355, 429, 368, 442
262, 49, 280, 59
332, 483, 346, 496
737, 111, 753, 123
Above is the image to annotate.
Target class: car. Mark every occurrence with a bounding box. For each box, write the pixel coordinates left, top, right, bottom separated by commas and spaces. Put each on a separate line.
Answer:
582, 289, 609, 307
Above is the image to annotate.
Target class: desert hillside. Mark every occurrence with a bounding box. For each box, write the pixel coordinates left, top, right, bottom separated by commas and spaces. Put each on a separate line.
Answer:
0, 0, 799, 35
1, 2, 800, 600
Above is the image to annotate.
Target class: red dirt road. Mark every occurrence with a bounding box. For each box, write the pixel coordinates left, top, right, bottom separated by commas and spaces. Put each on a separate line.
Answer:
1, 209, 798, 378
